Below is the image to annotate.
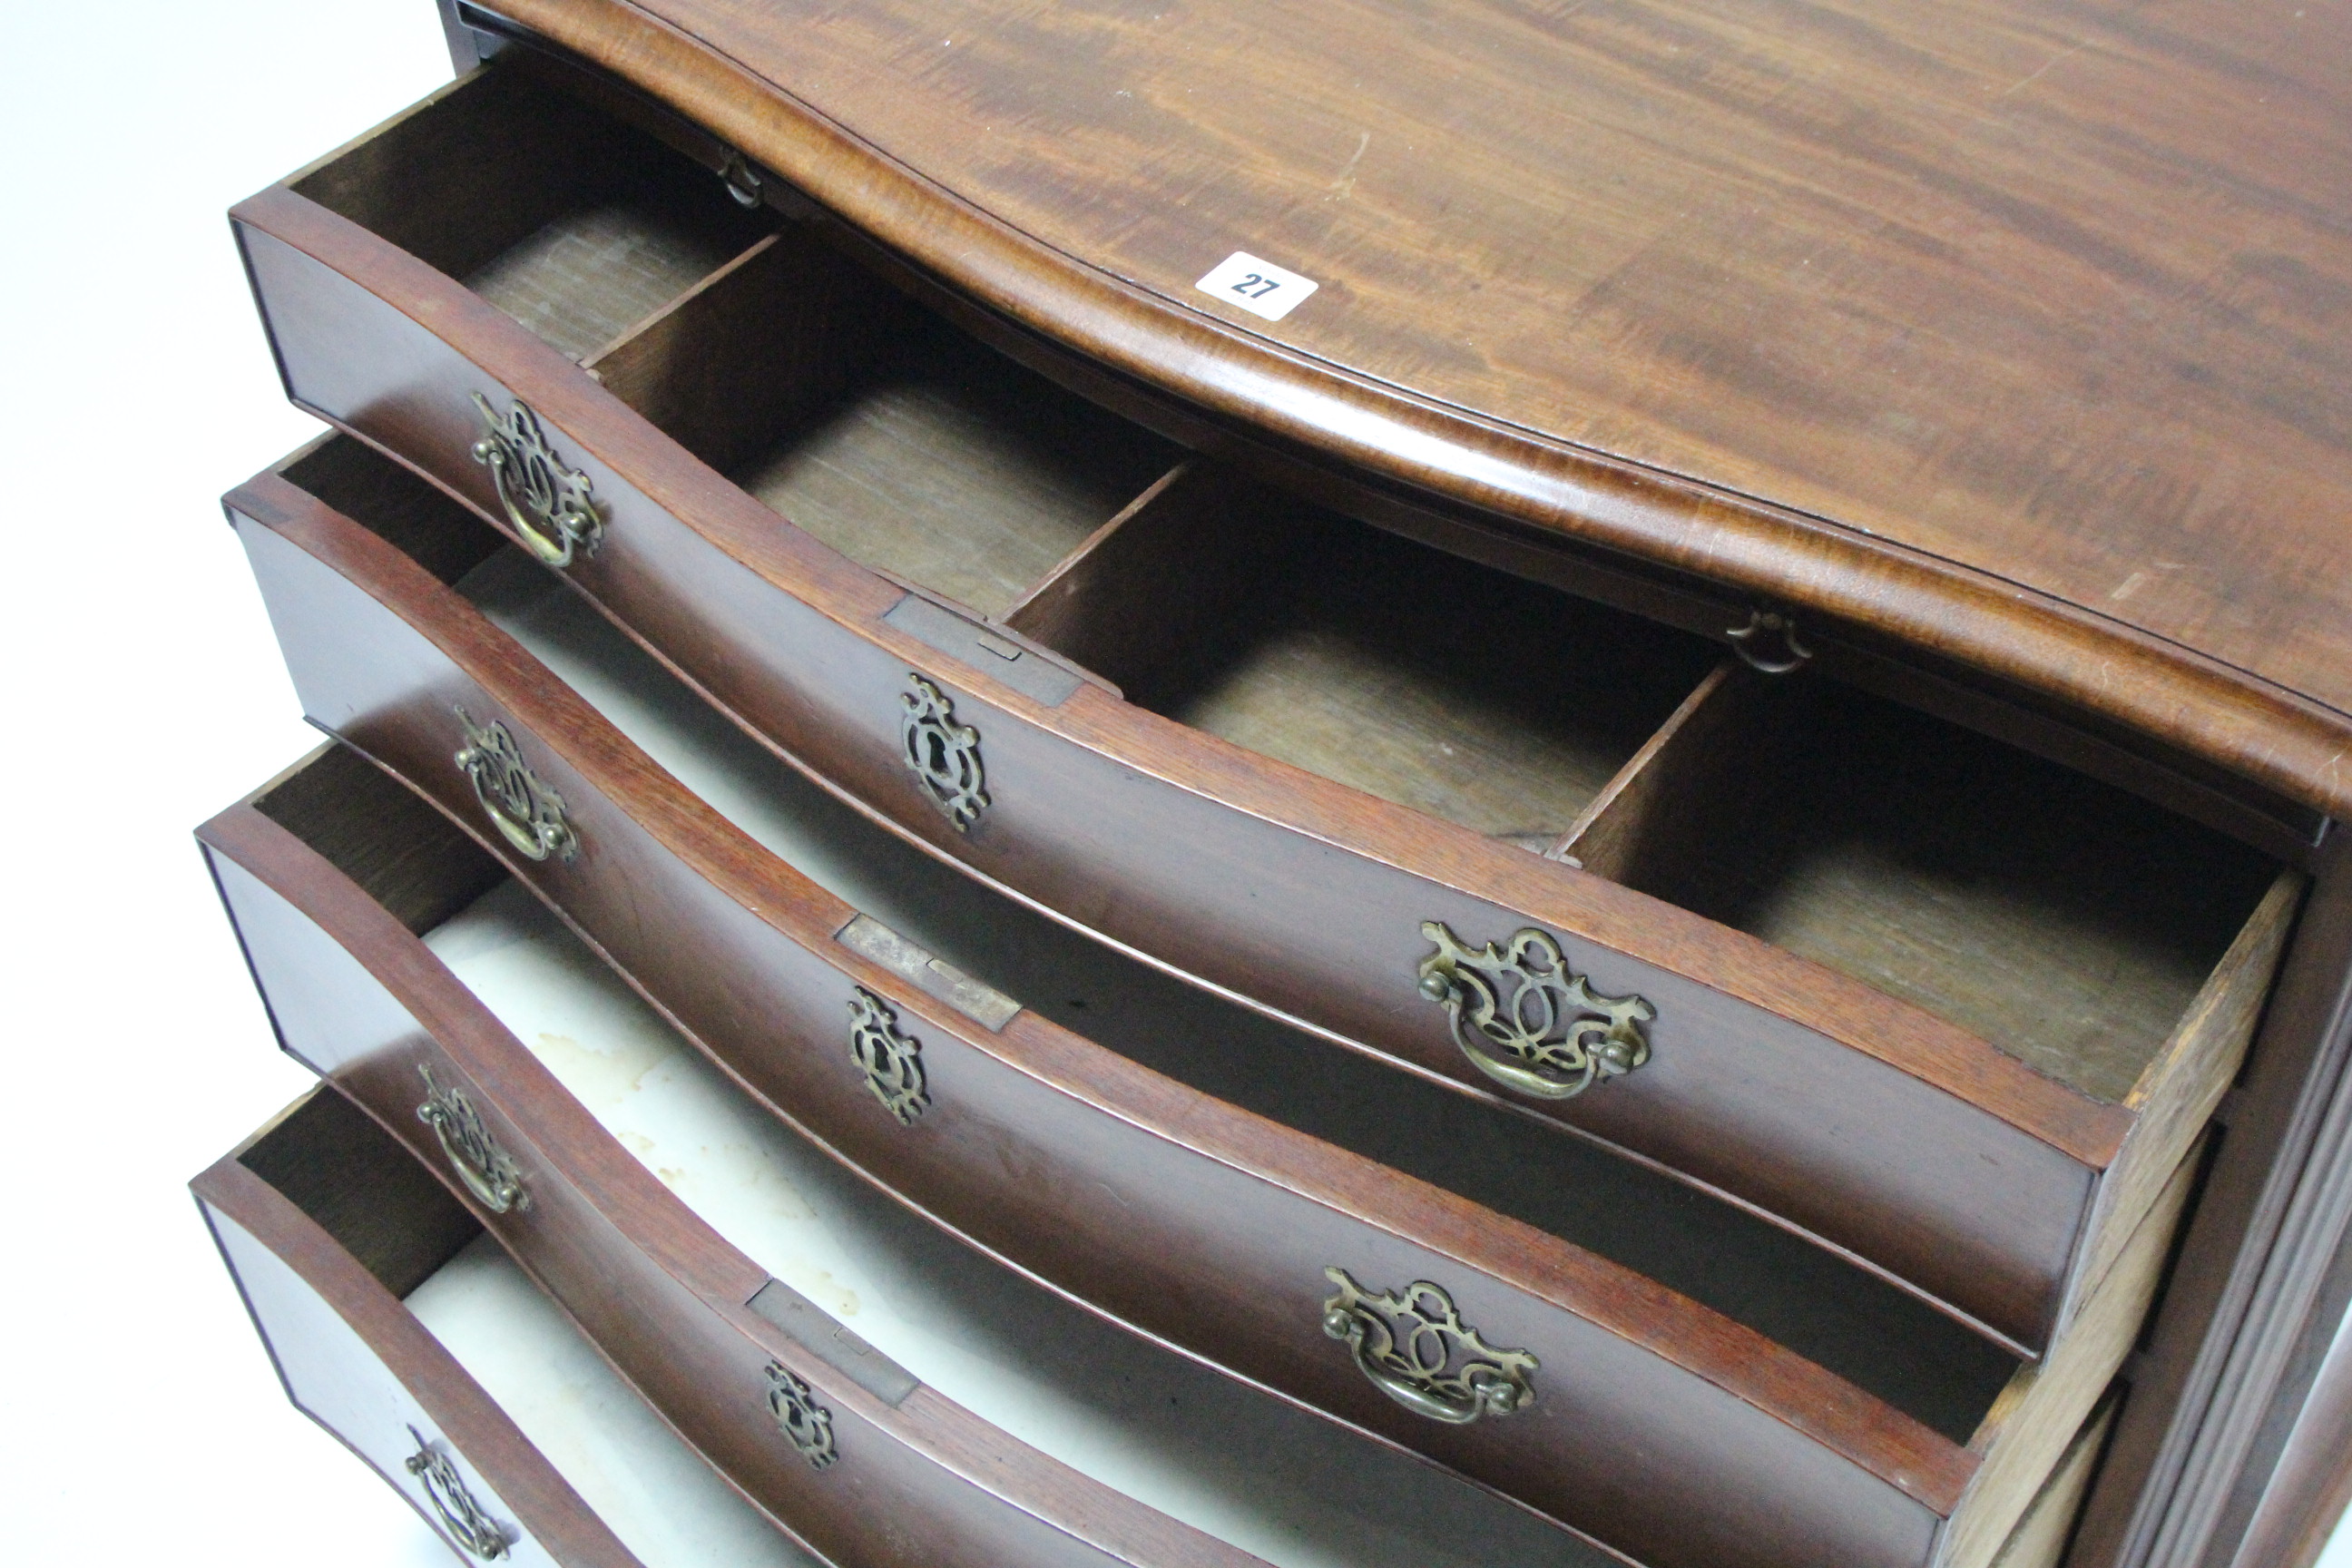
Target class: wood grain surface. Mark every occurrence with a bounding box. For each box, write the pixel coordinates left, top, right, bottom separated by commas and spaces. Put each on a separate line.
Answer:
201, 817, 1279, 1568
216, 460, 1979, 1568
193, 1110, 647, 1568
229, 163, 2129, 1357
225, 44, 2306, 1360
478, 0, 2352, 822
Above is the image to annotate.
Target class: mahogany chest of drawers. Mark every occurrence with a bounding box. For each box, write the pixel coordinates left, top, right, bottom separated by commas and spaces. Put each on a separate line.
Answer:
193, 4, 2352, 1566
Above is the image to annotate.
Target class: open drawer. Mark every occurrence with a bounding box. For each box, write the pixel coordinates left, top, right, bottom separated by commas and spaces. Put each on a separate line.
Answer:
205, 747, 1628, 1568
193, 1086, 818, 1568
202, 764, 1288, 1568
220, 436, 2209, 1568
230, 45, 2298, 1359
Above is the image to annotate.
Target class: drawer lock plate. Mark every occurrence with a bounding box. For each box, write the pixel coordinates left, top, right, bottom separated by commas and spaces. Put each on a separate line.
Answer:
848, 987, 930, 1124
1417, 922, 1653, 1099
1322, 1269, 1536, 1424
899, 674, 990, 832
766, 1363, 840, 1469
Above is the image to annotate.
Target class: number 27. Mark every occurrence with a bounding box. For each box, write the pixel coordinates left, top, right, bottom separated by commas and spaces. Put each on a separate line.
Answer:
1230, 272, 1281, 299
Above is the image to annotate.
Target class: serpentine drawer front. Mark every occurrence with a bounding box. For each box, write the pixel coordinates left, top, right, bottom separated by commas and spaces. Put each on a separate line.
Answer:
218, 436, 2206, 1568
192, 1088, 814, 1568
231, 46, 2300, 1359
201, 780, 1282, 1568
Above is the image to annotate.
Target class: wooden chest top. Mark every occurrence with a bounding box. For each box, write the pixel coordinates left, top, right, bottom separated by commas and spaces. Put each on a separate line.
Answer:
491, 0, 2352, 816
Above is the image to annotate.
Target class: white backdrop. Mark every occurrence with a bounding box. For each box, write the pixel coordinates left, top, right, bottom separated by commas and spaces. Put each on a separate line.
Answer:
0, 1, 454, 1561
1, 2, 2346, 1565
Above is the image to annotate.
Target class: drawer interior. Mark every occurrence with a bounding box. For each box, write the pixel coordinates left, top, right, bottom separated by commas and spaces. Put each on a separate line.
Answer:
299, 59, 1180, 619
583, 232, 1182, 617
1003, 466, 1724, 848
290, 61, 770, 363
1555, 671, 2284, 1102
242, 1083, 480, 1296
248, 453, 2023, 1433
288, 54, 2294, 1102
237, 1091, 818, 1568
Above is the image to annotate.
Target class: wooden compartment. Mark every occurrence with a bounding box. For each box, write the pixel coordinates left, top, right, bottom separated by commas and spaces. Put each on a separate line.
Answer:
590, 236, 1179, 617
1563, 672, 2280, 1107
194, 1088, 816, 1568
1003, 466, 1718, 850
282, 54, 1175, 620
230, 50, 2296, 1360
287, 60, 769, 363
214, 432, 2226, 1568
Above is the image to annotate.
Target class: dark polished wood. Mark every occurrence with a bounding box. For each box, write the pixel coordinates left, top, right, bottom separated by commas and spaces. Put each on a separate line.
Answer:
219, 55, 2307, 1356
2066, 829, 2352, 1568
2230, 1296, 2352, 1568
471, 0, 2352, 827
199, 9, 2352, 1568
210, 483, 2004, 1568
192, 1093, 645, 1568
201, 805, 1275, 1568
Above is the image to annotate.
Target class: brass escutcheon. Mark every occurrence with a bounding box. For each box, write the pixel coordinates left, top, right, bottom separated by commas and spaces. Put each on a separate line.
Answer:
470, 393, 603, 569
1321, 1268, 1536, 1425
766, 1363, 839, 1469
1417, 921, 1654, 1099
405, 1426, 514, 1560
416, 1063, 529, 1215
455, 706, 579, 865
848, 987, 929, 1124
898, 673, 989, 831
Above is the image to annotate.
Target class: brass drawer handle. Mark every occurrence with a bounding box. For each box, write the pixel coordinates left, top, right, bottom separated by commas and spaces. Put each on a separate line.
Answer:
455, 706, 579, 864
416, 1063, 529, 1215
1729, 605, 1811, 673
766, 1363, 839, 1469
470, 394, 603, 569
1321, 1269, 1536, 1425
1416, 921, 1653, 1100
848, 987, 929, 1123
720, 149, 765, 209
899, 673, 989, 831
405, 1426, 514, 1559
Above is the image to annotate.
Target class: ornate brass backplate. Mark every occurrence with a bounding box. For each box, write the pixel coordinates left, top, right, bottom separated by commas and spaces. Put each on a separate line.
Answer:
470, 394, 603, 569
1321, 1268, 1537, 1425
898, 673, 989, 831
848, 987, 929, 1124
416, 1063, 529, 1215
405, 1426, 514, 1560
455, 706, 579, 865
765, 1363, 839, 1469
1416, 921, 1654, 1100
